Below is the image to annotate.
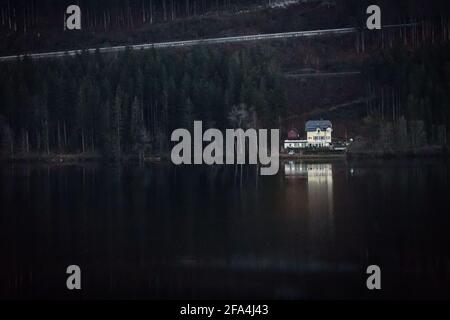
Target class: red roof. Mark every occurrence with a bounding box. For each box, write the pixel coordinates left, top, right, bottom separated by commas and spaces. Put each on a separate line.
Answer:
287, 129, 299, 139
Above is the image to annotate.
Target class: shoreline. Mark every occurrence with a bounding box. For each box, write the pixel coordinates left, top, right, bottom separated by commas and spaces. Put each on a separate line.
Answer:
279, 153, 347, 160
1, 148, 448, 165
0, 153, 162, 164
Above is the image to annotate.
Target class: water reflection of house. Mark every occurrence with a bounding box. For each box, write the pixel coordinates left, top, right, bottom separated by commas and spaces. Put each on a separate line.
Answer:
284, 162, 334, 217
284, 161, 309, 178
284, 162, 335, 261
306, 163, 334, 262
306, 163, 334, 215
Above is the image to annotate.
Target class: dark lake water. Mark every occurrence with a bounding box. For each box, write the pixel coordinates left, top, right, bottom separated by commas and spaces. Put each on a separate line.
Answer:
1, 159, 450, 299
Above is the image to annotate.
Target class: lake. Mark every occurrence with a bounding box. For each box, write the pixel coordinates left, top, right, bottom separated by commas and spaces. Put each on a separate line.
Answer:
1, 159, 449, 299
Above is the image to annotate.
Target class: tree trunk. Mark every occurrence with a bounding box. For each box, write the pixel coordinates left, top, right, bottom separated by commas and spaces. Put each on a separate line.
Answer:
81, 129, 85, 153
26, 130, 30, 153
57, 121, 62, 151
63, 121, 67, 148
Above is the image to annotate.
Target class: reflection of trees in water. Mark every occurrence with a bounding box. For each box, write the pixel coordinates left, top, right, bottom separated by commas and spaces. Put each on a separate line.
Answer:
3, 161, 450, 298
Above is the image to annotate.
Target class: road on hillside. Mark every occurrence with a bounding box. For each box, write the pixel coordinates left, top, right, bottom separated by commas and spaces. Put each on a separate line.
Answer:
0, 24, 414, 62
283, 71, 361, 78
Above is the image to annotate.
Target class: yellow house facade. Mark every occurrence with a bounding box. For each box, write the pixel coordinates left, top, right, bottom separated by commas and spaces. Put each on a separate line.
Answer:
305, 120, 333, 147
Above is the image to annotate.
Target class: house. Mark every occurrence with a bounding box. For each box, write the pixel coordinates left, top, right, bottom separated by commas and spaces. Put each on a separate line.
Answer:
283, 120, 333, 151
305, 120, 332, 148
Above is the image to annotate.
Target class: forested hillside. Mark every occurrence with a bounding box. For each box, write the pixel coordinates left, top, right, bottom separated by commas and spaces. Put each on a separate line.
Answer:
0, 0, 449, 159
349, 43, 450, 154
1, 0, 449, 55
0, 45, 286, 159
